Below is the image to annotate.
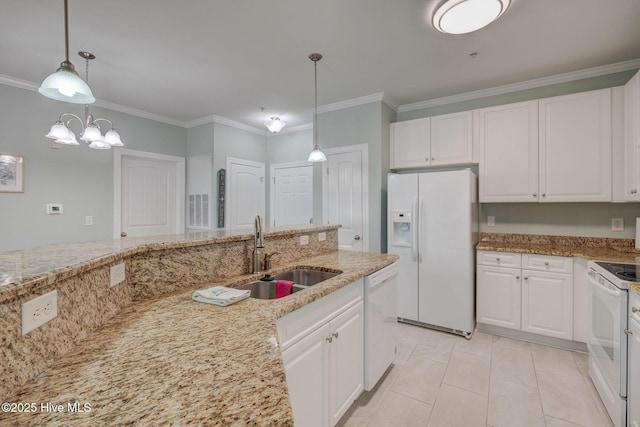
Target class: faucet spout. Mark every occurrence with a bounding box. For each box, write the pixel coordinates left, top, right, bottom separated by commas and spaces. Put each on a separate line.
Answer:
253, 215, 265, 274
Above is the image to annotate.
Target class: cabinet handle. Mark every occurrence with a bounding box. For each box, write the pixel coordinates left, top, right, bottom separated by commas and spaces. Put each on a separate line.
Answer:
542, 194, 546, 198
532, 193, 537, 198
332, 332, 339, 339
633, 307, 640, 313
516, 276, 520, 280
326, 336, 333, 343
431, 157, 435, 161
524, 277, 528, 280
544, 262, 549, 266
496, 258, 501, 263
631, 189, 638, 194
625, 329, 633, 335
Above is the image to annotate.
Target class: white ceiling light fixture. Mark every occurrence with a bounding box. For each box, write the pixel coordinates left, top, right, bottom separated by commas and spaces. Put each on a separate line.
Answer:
45, 52, 123, 150
432, 0, 511, 34
264, 117, 286, 134
307, 53, 327, 163
39, 0, 95, 104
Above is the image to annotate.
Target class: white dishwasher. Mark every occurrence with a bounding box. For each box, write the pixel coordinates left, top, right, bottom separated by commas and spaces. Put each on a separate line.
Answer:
364, 261, 398, 390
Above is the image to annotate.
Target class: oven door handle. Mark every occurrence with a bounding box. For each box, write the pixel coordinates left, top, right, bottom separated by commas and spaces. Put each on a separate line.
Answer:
588, 272, 622, 298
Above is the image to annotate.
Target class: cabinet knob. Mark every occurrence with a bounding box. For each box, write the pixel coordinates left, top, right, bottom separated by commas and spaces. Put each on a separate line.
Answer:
496, 258, 501, 263
121, 232, 127, 237
625, 329, 633, 335
544, 262, 549, 266
532, 193, 537, 198
332, 332, 339, 339
524, 277, 529, 280
633, 306, 640, 313
431, 157, 435, 161
631, 189, 638, 194
354, 234, 361, 241
542, 194, 546, 198
516, 276, 520, 280
326, 336, 333, 343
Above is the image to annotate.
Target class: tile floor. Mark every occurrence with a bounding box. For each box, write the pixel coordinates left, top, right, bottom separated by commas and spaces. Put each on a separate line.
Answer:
337, 323, 613, 427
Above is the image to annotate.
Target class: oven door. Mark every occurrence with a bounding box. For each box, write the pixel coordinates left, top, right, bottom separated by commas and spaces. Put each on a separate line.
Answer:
588, 269, 628, 397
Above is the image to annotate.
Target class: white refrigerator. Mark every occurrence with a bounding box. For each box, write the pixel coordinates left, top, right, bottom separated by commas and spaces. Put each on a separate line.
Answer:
387, 169, 478, 338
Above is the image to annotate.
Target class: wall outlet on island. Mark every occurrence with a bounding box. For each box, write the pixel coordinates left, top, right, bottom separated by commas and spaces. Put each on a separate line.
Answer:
318, 232, 326, 242
300, 235, 309, 246
110, 263, 126, 287
22, 290, 58, 335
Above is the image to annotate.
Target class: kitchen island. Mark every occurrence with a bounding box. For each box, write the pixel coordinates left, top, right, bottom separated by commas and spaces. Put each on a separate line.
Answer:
0, 227, 397, 426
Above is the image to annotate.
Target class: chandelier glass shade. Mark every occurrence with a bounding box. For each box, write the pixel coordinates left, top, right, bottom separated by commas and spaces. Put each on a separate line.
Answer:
39, 0, 95, 104
432, 0, 511, 34
264, 117, 286, 134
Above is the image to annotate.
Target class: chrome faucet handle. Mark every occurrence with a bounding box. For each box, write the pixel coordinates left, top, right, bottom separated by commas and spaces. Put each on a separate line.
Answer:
264, 251, 280, 270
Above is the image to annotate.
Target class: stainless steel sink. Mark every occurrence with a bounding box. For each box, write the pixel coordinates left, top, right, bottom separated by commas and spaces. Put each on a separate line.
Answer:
235, 268, 341, 299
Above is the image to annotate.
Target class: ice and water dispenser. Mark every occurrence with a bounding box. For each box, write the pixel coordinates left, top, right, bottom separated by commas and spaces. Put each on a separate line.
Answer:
390, 210, 412, 247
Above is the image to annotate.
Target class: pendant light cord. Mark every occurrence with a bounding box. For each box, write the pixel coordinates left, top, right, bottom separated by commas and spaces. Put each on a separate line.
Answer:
314, 58, 318, 149
63, 0, 70, 63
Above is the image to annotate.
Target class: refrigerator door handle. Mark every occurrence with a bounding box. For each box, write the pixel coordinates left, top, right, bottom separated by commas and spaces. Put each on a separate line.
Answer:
419, 196, 425, 263
411, 196, 418, 262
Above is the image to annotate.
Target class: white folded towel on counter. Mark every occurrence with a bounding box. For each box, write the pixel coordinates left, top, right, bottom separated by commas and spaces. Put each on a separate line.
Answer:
192, 286, 250, 306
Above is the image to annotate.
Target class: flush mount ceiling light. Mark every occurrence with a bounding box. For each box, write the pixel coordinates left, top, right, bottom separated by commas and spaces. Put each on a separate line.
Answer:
432, 0, 511, 34
45, 52, 123, 150
307, 53, 327, 162
39, 0, 95, 104
264, 117, 286, 134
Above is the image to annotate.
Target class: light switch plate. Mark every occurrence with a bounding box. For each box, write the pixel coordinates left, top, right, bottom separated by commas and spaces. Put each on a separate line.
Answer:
85, 216, 93, 226
110, 263, 125, 287
300, 235, 309, 245
46, 204, 63, 215
22, 290, 58, 335
487, 216, 496, 227
612, 218, 624, 232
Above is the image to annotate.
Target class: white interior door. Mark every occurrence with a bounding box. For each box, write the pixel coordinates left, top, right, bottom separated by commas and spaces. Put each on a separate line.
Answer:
323, 145, 367, 251
226, 157, 265, 229
120, 153, 184, 238
271, 162, 313, 226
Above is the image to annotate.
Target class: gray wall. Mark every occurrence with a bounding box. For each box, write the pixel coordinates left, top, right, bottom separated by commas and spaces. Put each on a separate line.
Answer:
0, 84, 187, 252
396, 70, 640, 240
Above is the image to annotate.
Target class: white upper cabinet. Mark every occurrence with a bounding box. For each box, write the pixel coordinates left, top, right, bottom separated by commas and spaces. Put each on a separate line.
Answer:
539, 88, 612, 202
478, 100, 539, 203
624, 70, 640, 201
390, 117, 430, 169
430, 111, 473, 166
390, 111, 472, 169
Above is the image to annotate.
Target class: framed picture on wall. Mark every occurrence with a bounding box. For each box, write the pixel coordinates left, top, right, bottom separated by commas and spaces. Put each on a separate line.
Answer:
0, 154, 24, 193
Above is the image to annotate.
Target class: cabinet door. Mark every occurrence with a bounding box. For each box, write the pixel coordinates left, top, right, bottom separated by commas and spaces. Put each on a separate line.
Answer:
391, 118, 430, 169
329, 301, 364, 427
430, 111, 473, 166
477, 265, 521, 330
521, 270, 573, 340
478, 101, 539, 202
282, 323, 331, 427
539, 89, 612, 202
624, 71, 640, 201
629, 315, 640, 427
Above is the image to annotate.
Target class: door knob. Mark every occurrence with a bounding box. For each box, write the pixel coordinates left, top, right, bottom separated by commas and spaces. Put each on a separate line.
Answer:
354, 235, 361, 241
120, 232, 127, 237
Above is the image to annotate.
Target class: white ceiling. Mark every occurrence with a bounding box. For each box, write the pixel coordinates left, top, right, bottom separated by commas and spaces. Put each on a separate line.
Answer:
1, 0, 640, 131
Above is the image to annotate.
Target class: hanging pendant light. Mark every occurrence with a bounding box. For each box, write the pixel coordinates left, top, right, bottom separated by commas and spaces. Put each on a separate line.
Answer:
264, 117, 286, 134
39, 0, 95, 104
308, 53, 327, 162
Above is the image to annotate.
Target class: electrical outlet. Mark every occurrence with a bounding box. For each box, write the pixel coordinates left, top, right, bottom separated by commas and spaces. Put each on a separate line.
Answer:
300, 235, 309, 246
85, 216, 93, 226
22, 290, 58, 335
318, 232, 326, 242
612, 218, 624, 232
487, 216, 496, 227
110, 263, 125, 287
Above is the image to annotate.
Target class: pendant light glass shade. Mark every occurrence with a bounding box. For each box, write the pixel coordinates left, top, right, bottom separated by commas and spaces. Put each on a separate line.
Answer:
308, 145, 327, 162
264, 117, 286, 134
88, 140, 111, 150
39, 63, 95, 104
80, 124, 102, 142
104, 129, 124, 146
432, 0, 510, 34
56, 130, 79, 145
45, 121, 71, 140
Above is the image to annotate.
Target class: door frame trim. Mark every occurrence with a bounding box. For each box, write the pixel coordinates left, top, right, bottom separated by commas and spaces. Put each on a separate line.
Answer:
225, 157, 266, 230
321, 144, 369, 251
113, 148, 186, 239
269, 161, 313, 227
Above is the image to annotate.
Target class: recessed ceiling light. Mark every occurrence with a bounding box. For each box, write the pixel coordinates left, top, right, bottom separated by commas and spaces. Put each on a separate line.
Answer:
432, 0, 511, 35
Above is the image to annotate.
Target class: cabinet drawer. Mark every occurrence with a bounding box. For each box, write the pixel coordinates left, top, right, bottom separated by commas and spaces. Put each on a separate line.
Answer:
522, 254, 573, 274
477, 251, 521, 268
277, 279, 363, 351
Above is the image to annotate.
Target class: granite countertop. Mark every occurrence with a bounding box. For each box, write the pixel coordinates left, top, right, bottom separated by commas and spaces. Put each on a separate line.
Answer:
1, 250, 398, 426
477, 233, 640, 294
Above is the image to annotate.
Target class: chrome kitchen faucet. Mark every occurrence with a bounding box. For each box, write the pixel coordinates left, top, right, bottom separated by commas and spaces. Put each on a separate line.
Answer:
253, 215, 265, 273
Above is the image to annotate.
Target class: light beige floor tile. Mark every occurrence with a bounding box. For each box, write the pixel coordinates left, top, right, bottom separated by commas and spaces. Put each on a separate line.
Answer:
571, 351, 590, 379
488, 376, 545, 427
368, 391, 433, 427
537, 371, 606, 426
581, 374, 615, 427
390, 356, 446, 404
492, 335, 533, 351
427, 384, 488, 427
455, 331, 493, 359
531, 344, 582, 380
443, 350, 491, 396
491, 344, 537, 388
336, 405, 372, 427
411, 329, 457, 364
352, 366, 399, 413
395, 337, 418, 369
395, 322, 428, 342
544, 415, 584, 426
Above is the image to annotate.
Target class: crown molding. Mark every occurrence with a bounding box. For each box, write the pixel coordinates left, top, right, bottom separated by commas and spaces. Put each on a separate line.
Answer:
187, 115, 268, 136
0, 73, 36, 92
316, 92, 386, 114
398, 58, 640, 113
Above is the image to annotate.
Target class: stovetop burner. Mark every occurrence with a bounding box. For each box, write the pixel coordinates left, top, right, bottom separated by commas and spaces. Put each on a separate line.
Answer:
595, 262, 640, 283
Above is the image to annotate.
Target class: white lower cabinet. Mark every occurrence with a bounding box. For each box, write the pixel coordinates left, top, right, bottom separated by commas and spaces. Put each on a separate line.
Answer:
628, 292, 640, 427
477, 251, 574, 340
278, 280, 364, 427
